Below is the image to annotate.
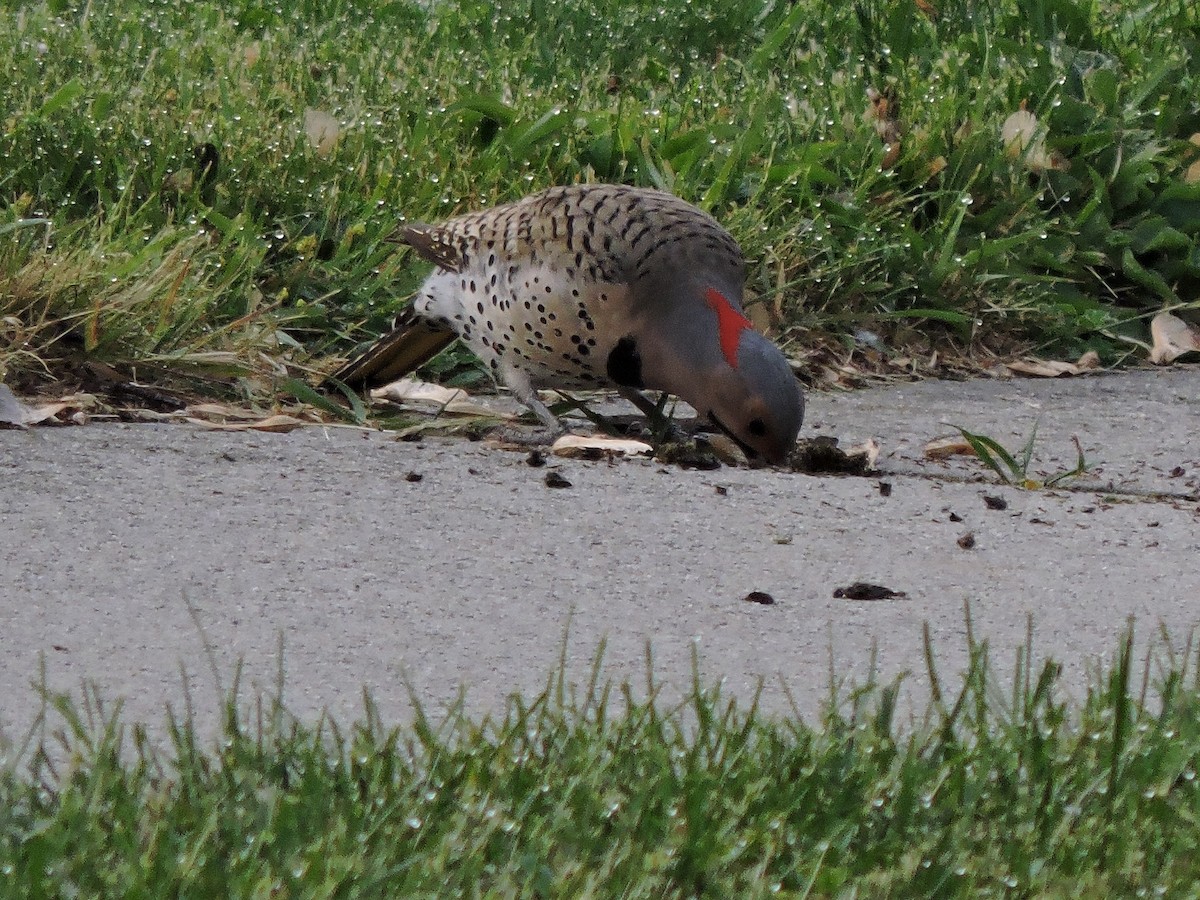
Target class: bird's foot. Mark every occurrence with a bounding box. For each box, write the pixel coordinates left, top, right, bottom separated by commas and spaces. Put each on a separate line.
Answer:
483, 422, 573, 450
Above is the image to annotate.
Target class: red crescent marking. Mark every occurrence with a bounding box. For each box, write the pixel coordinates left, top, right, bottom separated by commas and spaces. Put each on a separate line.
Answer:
704, 287, 752, 369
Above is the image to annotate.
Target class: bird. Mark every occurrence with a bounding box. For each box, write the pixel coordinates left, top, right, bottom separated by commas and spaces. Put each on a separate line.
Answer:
331, 184, 803, 464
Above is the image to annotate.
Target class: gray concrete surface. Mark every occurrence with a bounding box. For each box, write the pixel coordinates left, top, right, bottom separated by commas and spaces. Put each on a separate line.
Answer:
2, 368, 1199, 750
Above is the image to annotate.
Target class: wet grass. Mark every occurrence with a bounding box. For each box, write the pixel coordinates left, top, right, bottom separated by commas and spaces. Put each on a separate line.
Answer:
3, 625, 1200, 896
3, 0, 1200, 398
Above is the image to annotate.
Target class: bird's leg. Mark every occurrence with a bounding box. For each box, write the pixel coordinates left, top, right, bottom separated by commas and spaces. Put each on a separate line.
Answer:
617, 387, 684, 443
489, 364, 570, 447
544, 391, 630, 437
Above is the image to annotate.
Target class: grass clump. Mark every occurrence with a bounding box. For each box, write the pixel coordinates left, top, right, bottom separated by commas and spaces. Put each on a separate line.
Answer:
3, 626, 1200, 896
953, 420, 1090, 488
3, 0, 1200, 398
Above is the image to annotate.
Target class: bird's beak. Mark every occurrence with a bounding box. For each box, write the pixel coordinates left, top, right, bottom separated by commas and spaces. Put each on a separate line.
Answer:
707, 413, 764, 465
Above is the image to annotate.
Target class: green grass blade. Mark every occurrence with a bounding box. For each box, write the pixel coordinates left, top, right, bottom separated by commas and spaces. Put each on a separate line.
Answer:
951, 424, 1022, 483
280, 376, 366, 425
1044, 435, 1090, 487
37, 77, 84, 118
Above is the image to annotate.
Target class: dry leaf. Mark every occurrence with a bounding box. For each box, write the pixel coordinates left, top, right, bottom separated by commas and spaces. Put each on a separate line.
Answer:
864, 86, 902, 169
372, 378, 467, 406
1149, 311, 1200, 364
1001, 109, 1038, 157
702, 432, 748, 466
304, 108, 340, 157
123, 409, 179, 423
188, 414, 307, 433
185, 402, 265, 421
20, 400, 80, 425
0, 386, 91, 427
1005, 351, 1101, 377
243, 42, 261, 67
745, 298, 774, 333
864, 87, 900, 138
880, 141, 902, 170
0, 384, 28, 428
924, 435, 977, 459
1186, 136, 1200, 183
846, 437, 881, 469
1006, 358, 1070, 377
1000, 107, 1063, 172
551, 434, 653, 458
371, 376, 512, 418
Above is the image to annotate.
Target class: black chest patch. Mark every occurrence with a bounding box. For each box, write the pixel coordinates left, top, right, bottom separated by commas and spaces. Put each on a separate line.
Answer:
606, 336, 644, 388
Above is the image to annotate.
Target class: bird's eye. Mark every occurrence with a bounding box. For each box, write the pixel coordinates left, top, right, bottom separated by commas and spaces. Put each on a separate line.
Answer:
747, 418, 767, 437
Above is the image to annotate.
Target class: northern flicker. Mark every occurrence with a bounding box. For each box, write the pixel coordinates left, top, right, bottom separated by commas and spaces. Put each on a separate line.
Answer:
332, 184, 803, 463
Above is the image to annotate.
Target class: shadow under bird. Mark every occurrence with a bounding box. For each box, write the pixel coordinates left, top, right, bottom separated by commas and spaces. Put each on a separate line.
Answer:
332, 184, 804, 464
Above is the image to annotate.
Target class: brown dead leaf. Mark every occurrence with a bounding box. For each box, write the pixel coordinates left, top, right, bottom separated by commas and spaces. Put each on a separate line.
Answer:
373, 378, 467, 406
864, 86, 902, 169
1150, 311, 1200, 364
182, 401, 318, 431
864, 87, 900, 137
1005, 350, 1101, 377
700, 432, 748, 467
21, 400, 81, 425
304, 108, 340, 157
924, 435, 977, 459
1186, 137, 1200, 183
188, 414, 307, 433
880, 141, 902, 170
185, 402, 268, 421
745, 298, 774, 333
848, 437, 881, 469
371, 377, 513, 418
0, 386, 93, 427
1001, 108, 1037, 153
1001, 106, 1065, 172
0, 384, 29, 428
551, 434, 652, 459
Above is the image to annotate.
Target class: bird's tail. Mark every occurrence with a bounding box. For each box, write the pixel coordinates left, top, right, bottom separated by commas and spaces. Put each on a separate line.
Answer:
328, 308, 457, 390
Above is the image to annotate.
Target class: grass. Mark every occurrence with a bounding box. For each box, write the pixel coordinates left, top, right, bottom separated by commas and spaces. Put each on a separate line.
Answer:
3, 0, 1200, 401
3, 622, 1200, 896
5, 4, 1197, 893
953, 420, 1090, 488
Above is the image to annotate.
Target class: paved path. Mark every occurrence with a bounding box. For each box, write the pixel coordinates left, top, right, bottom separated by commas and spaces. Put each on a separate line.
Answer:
2, 368, 1198, 748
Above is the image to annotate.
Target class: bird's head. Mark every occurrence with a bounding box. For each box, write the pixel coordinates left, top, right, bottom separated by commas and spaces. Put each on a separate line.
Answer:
700, 327, 803, 465
639, 284, 803, 465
